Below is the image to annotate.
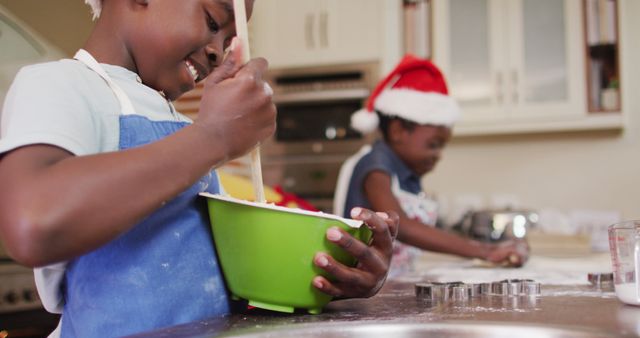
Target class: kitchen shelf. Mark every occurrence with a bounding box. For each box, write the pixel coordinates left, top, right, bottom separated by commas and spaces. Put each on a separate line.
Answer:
403, 0, 432, 59
583, 0, 621, 113
453, 112, 624, 137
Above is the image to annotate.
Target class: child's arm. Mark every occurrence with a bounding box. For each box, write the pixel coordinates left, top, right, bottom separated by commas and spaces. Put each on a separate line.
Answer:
0, 50, 276, 268
363, 170, 529, 266
311, 207, 399, 299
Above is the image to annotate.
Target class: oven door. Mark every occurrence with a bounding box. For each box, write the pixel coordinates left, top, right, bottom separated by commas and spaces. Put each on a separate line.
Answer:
0, 243, 60, 337
261, 91, 376, 213
261, 154, 348, 212
263, 88, 373, 157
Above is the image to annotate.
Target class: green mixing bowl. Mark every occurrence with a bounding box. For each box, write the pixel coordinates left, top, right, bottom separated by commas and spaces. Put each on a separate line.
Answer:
200, 193, 372, 314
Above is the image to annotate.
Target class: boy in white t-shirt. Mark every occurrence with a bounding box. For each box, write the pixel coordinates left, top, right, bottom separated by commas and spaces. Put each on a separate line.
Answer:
0, 1, 397, 337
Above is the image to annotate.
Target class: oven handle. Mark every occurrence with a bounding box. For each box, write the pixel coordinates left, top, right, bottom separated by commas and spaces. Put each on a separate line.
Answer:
273, 88, 370, 104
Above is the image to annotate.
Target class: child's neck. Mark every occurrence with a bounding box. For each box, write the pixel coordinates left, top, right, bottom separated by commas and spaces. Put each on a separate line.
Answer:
83, 20, 136, 74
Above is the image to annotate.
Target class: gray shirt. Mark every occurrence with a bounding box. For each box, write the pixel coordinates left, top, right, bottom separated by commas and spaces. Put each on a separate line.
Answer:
343, 139, 422, 218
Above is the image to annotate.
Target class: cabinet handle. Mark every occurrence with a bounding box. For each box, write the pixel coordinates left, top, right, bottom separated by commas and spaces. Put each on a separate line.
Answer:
511, 70, 519, 103
495, 72, 504, 104
320, 11, 329, 48
305, 13, 315, 49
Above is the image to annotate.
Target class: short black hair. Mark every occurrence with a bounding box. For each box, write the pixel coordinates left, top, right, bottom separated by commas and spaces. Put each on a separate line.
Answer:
376, 111, 417, 141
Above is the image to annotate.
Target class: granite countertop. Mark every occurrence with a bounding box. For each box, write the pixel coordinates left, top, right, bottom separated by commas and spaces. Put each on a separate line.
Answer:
128, 253, 640, 338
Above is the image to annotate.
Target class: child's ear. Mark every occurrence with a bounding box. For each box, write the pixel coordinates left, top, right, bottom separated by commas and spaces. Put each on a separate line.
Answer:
388, 120, 404, 143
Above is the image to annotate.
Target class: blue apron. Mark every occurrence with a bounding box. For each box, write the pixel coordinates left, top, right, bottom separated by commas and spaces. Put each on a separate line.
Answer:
60, 50, 230, 338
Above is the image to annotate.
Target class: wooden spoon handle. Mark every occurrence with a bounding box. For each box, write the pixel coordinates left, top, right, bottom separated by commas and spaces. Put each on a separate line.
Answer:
233, 0, 266, 203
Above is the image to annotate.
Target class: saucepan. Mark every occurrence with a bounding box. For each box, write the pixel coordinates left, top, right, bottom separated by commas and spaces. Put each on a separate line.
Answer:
453, 209, 538, 243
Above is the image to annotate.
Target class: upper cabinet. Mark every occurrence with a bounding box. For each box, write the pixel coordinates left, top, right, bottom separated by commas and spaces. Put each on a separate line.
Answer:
431, 0, 623, 136
249, 0, 385, 68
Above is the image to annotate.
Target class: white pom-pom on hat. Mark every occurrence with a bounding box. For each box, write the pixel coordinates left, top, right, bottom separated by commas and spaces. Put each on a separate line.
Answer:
351, 108, 380, 134
350, 54, 461, 134
85, 0, 102, 20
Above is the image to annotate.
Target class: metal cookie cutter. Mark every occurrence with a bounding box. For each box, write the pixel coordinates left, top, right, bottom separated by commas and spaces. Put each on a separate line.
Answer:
451, 285, 470, 301
415, 281, 471, 302
468, 283, 483, 297
479, 282, 492, 295
588, 272, 614, 290
490, 281, 511, 296
415, 282, 450, 302
490, 279, 541, 296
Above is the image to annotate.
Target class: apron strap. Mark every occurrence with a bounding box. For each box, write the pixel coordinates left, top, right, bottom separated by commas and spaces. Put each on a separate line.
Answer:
390, 175, 402, 195
333, 144, 372, 217
73, 49, 137, 116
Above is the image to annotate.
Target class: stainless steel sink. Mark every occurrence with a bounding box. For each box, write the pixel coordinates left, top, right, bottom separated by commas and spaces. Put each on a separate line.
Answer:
220, 322, 629, 338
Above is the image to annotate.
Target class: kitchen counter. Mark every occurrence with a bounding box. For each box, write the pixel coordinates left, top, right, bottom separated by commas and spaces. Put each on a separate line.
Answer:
128, 252, 640, 338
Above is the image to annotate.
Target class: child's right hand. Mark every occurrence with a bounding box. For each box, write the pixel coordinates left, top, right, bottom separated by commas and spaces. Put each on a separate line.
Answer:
484, 239, 530, 267
195, 39, 277, 161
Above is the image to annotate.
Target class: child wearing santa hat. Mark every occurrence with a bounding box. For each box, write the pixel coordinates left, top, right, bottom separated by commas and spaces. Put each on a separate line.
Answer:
334, 54, 529, 276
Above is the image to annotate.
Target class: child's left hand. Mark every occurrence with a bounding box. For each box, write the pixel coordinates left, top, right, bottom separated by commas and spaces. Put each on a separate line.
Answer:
312, 207, 399, 299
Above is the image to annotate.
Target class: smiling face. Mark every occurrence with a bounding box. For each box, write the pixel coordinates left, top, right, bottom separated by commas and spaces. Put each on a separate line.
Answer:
125, 0, 254, 100
388, 121, 451, 176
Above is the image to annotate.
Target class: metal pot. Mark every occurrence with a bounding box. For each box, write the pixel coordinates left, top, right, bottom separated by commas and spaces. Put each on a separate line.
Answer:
454, 209, 538, 243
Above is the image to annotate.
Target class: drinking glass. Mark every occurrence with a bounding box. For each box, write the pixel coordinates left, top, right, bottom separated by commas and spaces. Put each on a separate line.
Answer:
608, 220, 640, 306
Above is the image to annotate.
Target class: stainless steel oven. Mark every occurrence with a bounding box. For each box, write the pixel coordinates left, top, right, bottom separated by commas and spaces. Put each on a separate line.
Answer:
0, 243, 59, 337
261, 63, 379, 212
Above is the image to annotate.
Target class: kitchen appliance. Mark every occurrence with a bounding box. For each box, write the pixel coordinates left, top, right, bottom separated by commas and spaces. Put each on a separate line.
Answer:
260, 63, 379, 212
0, 260, 41, 314
453, 209, 539, 243
200, 193, 371, 314
0, 243, 59, 337
608, 220, 640, 306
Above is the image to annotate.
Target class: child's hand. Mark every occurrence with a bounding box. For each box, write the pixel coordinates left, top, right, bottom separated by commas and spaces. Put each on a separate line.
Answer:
312, 207, 399, 299
195, 38, 276, 160
484, 239, 529, 267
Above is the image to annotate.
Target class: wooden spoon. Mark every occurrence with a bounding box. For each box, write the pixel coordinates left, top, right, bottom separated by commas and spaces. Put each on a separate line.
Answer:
233, 0, 266, 203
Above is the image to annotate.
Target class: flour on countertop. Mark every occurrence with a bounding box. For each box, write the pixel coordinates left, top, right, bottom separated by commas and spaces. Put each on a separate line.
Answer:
455, 306, 535, 313
543, 289, 616, 298
394, 252, 612, 285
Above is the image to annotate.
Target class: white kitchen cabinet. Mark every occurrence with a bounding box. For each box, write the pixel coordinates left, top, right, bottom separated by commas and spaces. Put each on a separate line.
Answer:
249, 0, 383, 68
432, 0, 623, 136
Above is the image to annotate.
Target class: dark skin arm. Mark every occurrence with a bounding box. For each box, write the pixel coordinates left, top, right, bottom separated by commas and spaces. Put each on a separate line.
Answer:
363, 170, 529, 266
0, 46, 277, 268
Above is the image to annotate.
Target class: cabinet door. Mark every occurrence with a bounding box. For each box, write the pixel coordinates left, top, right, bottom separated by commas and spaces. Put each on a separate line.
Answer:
433, 0, 507, 121
250, 0, 384, 68
508, 0, 585, 119
433, 0, 587, 132
249, 0, 325, 68
324, 0, 383, 64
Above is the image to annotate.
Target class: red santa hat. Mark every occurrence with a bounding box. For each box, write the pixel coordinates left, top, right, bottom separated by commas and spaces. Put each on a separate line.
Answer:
351, 54, 461, 134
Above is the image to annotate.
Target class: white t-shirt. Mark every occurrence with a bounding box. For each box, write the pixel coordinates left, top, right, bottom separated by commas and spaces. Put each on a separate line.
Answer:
0, 59, 192, 324
0, 59, 190, 156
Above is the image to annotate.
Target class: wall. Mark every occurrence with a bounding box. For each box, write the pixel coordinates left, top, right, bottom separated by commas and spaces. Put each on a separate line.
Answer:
426, 0, 640, 224
0, 0, 94, 57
